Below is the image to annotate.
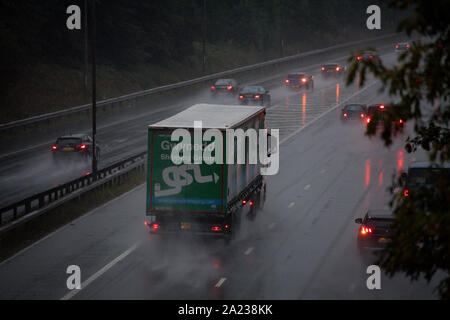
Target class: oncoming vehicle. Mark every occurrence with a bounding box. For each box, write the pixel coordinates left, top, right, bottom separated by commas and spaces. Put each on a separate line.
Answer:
284, 72, 314, 91
321, 63, 346, 78
402, 162, 450, 198
238, 86, 271, 106
341, 104, 367, 121
51, 134, 100, 163
210, 78, 239, 97
395, 42, 410, 52
355, 209, 394, 251
366, 104, 404, 129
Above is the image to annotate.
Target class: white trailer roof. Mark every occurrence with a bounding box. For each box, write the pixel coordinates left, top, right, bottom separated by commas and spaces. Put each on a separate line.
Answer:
149, 104, 265, 130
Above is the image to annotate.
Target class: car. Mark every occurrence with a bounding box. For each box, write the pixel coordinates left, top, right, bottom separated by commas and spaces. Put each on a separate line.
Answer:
355, 209, 394, 251
341, 104, 367, 121
238, 86, 271, 106
366, 104, 404, 128
210, 78, 239, 96
402, 161, 450, 198
356, 51, 377, 61
284, 72, 314, 91
321, 63, 346, 78
395, 42, 410, 52
51, 134, 100, 163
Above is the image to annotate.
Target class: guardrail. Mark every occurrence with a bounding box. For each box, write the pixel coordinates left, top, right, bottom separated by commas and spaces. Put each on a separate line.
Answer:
0, 151, 146, 233
0, 32, 401, 132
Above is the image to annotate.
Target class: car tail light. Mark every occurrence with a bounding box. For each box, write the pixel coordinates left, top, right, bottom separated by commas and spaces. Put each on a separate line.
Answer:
78, 144, 87, 150
366, 117, 371, 124
321, 67, 325, 71
52, 145, 58, 150
379, 105, 385, 109
361, 226, 373, 235
254, 95, 260, 99
227, 85, 233, 90
396, 45, 399, 48
404, 189, 409, 197
239, 95, 243, 99
357, 56, 362, 60
343, 113, 348, 117
360, 113, 365, 118
301, 78, 307, 82
242, 200, 247, 204
336, 67, 340, 71
399, 119, 403, 124
370, 55, 373, 59
224, 224, 229, 230
285, 79, 290, 83
211, 226, 221, 232
211, 86, 215, 90
249, 201, 254, 206
144, 221, 148, 226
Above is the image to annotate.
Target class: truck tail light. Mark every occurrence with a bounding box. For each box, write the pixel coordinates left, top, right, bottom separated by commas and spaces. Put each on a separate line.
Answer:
366, 117, 371, 124
254, 95, 260, 99
404, 189, 409, 197
149, 223, 160, 230
361, 227, 373, 235
211, 226, 221, 232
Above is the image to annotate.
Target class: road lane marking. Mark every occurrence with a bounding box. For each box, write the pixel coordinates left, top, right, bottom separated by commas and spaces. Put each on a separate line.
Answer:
304, 184, 311, 190
288, 202, 295, 208
214, 277, 227, 288
60, 241, 141, 300
244, 247, 254, 255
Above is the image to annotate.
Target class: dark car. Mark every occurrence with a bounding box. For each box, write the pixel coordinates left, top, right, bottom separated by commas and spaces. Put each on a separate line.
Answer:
238, 86, 271, 106
402, 161, 450, 198
395, 42, 410, 52
357, 51, 377, 62
321, 63, 346, 77
355, 210, 394, 250
284, 72, 314, 90
210, 78, 239, 96
52, 134, 100, 163
341, 104, 367, 121
366, 104, 404, 128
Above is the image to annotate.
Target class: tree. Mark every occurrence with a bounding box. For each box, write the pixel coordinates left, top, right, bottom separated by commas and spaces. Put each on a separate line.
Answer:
346, 0, 450, 299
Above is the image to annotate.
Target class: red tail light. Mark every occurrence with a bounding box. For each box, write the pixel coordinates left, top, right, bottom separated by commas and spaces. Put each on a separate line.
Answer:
336, 67, 340, 71
242, 200, 247, 204
211, 86, 215, 90
396, 45, 399, 48
399, 119, 403, 124
249, 201, 254, 207
52, 145, 58, 150
301, 78, 307, 83
404, 189, 409, 197
343, 113, 348, 117
224, 224, 229, 230
254, 95, 260, 99
361, 226, 373, 235
79, 144, 86, 150
360, 113, 365, 118
227, 85, 233, 90
321, 67, 325, 71
239, 95, 243, 99
369, 55, 373, 59
211, 226, 221, 232
379, 105, 385, 109
366, 117, 371, 124
357, 56, 362, 60
144, 221, 148, 226
285, 79, 290, 83
151, 223, 160, 230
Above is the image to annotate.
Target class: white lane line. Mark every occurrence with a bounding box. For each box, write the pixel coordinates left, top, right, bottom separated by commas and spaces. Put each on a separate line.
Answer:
244, 247, 254, 255
60, 241, 141, 300
214, 277, 227, 288
304, 184, 311, 190
288, 202, 295, 208
268, 222, 276, 230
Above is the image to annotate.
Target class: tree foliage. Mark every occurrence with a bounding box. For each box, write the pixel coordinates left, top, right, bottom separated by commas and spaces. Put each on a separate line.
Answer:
346, 0, 450, 299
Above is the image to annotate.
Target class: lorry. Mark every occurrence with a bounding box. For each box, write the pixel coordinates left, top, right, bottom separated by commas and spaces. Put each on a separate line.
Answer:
145, 103, 268, 243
